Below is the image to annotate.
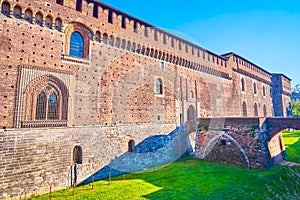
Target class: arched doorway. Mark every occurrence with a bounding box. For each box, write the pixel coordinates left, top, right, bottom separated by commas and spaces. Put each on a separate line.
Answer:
128, 140, 135, 152
187, 105, 196, 122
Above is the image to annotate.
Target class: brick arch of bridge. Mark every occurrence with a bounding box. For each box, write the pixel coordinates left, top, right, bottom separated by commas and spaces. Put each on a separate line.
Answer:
266, 118, 300, 138
202, 132, 251, 169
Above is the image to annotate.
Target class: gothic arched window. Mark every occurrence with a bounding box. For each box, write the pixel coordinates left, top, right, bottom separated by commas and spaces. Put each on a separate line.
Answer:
23, 75, 69, 128
70, 32, 84, 58
48, 93, 58, 120
36, 92, 47, 120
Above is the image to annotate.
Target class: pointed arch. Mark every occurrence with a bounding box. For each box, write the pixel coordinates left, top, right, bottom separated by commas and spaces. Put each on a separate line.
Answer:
23, 75, 69, 127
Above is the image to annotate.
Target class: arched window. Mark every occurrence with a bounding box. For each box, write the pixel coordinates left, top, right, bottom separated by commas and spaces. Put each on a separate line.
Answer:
241, 78, 245, 91
121, 39, 126, 49
155, 79, 163, 95
262, 86, 266, 97
56, 0, 64, 5
128, 140, 135, 152
254, 103, 258, 117
132, 42, 136, 52
73, 146, 82, 164
54, 17, 62, 31
263, 104, 267, 117
35, 12, 43, 26
242, 101, 247, 117
36, 92, 47, 120
24, 9, 33, 23
253, 82, 257, 94
22, 75, 69, 128
109, 35, 114, 46
95, 31, 101, 42
115, 37, 121, 48
45, 15, 53, 29
102, 33, 108, 44
13, 5, 21, 19
48, 93, 58, 120
70, 32, 84, 58
1, 1, 10, 17
126, 41, 131, 51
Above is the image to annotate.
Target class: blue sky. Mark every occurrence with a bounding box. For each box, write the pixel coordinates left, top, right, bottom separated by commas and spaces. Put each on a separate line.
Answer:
100, 0, 300, 88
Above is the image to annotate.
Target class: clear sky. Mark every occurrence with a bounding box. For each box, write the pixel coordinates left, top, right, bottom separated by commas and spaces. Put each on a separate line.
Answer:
100, 0, 300, 88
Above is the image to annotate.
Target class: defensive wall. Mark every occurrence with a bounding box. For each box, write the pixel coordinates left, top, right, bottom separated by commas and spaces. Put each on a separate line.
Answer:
0, 0, 294, 199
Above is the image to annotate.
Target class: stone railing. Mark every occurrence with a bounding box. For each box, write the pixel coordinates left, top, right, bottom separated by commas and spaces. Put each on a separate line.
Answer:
21, 120, 68, 128
62, 55, 90, 65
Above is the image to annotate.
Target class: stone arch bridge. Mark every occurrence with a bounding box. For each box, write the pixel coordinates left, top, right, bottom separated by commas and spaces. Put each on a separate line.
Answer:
194, 117, 300, 169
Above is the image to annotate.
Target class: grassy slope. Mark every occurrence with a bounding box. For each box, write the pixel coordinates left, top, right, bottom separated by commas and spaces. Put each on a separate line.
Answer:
29, 131, 300, 200
29, 160, 298, 200
282, 130, 300, 163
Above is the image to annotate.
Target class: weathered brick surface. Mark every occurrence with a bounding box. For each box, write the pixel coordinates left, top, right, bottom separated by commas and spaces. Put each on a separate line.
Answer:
0, 0, 293, 199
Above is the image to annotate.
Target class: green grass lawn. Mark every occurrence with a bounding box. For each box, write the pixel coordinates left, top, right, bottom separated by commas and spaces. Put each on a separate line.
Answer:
29, 160, 299, 200
282, 130, 300, 163
29, 131, 300, 200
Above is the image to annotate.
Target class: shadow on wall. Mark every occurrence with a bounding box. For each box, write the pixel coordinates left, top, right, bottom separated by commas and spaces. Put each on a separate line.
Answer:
80, 126, 194, 185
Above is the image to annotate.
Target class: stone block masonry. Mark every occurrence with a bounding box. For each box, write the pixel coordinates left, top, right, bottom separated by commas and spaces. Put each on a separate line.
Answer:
0, 124, 175, 199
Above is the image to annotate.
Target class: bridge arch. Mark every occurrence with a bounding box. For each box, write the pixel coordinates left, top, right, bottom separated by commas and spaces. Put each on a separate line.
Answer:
202, 132, 250, 168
